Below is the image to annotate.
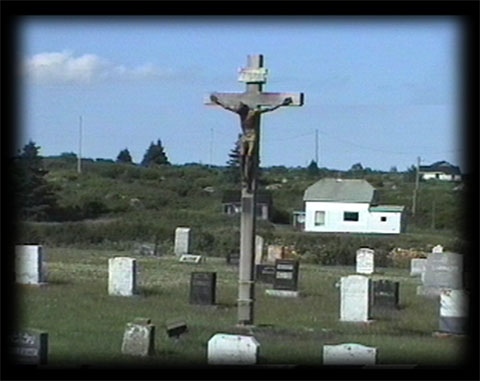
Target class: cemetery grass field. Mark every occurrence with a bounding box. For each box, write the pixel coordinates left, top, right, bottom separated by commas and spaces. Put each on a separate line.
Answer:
14, 247, 467, 368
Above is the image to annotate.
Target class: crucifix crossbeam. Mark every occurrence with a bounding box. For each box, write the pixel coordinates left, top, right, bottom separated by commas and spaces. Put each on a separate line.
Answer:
204, 54, 304, 326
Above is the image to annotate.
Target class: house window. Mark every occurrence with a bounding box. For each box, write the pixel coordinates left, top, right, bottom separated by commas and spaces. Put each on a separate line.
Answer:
314, 211, 325, 226
344, 211, 359, 222
381, 216, 387, 222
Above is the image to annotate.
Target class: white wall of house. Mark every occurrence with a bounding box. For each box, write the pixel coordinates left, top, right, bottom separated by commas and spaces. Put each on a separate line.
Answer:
422, 172, 460, 181
305, 201, 402, 234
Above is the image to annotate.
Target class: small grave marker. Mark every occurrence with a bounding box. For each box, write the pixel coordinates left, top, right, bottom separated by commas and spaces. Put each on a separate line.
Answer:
121, 318, 155, 357
179, 254, 204, 264
323, 343, 377, 365
10, 329, 48, 365
356, 248, 375, 275
207, 333, 259, 365
108, 257, 137, 296
190, 272, 216, 305
165, 320, 188, 339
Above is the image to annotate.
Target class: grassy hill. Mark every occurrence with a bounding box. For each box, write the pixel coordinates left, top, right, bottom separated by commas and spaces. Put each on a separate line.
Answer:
15, 158, 467, 265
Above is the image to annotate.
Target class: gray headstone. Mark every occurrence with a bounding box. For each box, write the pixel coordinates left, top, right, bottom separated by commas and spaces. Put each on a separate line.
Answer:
190, 272, 216, 305
10, 329, 48, 365
323, 343, 377, 365
174, 227, 191, 257
226, 253, 240, 266
340, 275, 372, 322
418, 253, 463, 297
207, 333, 259, 365
108, 257, 137, 296
255, 264, 276, 283
372, 280, 399, 315
356, 248, 374, 274
15, 245, 47, 285
410, 258, 427, 277
439, 289, 468, 335
273, 259, 299, 291
121, 318, 155, 357
255, 235, 264, 265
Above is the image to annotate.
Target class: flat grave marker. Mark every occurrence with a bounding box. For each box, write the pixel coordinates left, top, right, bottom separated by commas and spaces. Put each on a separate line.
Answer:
179, 254, 204, 264
207, 333, 259, 365
323, 343, 377, 365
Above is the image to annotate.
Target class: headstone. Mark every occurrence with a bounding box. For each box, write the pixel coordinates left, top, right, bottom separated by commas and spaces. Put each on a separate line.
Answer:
410, 258, 427, 277
226, 253, 240, 266
174, 227, 191, 257
190, 272, 216, 305
10, 329, 48, 365
207, 333, 259, 365
255, 264, 276, 284
417, 253, 463, 297
133, 243, 156, 256
273, 260, 299, 291
15, 245, 47, 285
121, 318, 155, 357
323, 343, 377, 365
356, 248, 374, 275
340, 275, 372, 322
439, 289, 468, 335
372, 280, 399, 314
108, 257, 137, 296
255, 235, 264, 265
266, 245, 284, 264
179, 254, 203, 264
432, 244, 444, 253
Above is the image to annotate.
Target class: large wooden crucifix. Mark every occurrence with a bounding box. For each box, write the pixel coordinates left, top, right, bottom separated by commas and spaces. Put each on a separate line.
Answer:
205, 54, 304, 326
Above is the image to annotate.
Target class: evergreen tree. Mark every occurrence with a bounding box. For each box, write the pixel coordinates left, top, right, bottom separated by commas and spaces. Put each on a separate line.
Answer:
116, 148, 133, 164
141, 140, 170, 167
225, 134, 241, 184
13, 141, 58, 220
307, 160, 319, 176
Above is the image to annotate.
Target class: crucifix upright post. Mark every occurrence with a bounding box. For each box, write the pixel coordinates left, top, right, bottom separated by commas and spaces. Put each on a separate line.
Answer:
205, 54, 304, 326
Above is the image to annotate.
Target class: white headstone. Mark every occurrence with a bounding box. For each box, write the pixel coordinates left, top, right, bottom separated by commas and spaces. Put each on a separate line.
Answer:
323, 343, 377, 365
439, 289, 468, 334
340, 275, 372, 322
108, 257, 137, 296
356, 248, 374, 274
432, 244, 444, 253
175, 227, 191, 257
179, 254, 203, 264
207, 333, 259, 365
15, 245, 47, 285
121, 318, 155, 357
410, 258, 427, 277
255, 235, 264, 265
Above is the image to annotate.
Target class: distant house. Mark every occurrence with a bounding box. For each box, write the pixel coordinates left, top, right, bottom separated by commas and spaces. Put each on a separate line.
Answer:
419, 161, 461, 182
221, 190, 272, 220
303, 178, 406, 234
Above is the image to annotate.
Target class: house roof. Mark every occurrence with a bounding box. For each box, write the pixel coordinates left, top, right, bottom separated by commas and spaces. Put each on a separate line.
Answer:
419, 161, 461, 175
303, 178, 375, 203
369, 205, 405, 213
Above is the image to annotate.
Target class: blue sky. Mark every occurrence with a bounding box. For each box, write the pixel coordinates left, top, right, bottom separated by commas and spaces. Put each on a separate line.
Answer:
18, 16, 463, 172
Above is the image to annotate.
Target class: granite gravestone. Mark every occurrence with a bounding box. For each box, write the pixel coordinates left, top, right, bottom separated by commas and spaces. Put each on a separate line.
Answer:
410, 258, 427, 277
108, 257, 137, 296
207, 333, 259, 365
340, 275, 372, 322
418, 252, 463, 298
439, 289, 468, 335
372, 280, 399, 315
174, 227, 191, 257
323, 343, 377, 365
273, 260, 299, 291
15, 245, 47, 285
226, 253, 240, 266
356, 248, 374, 275
255, 264, 276, 284
190, 272, 216, 305
10, 329, 48, 365
121, 318, 155, 357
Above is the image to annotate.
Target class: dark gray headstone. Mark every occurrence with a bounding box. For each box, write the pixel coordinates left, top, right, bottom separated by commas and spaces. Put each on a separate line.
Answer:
372, 280, 399, 315
273, 260, 299, 291
121, 318, 155, 357
255, 264, 276, 283
165, 320, 188, 338
190, 272, 216, 305
226, 253, 240, 266
10, 330, 48, 365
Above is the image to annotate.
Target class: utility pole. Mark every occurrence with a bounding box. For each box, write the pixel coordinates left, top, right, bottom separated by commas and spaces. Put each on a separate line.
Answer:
412, 156, 420, 216
315, 128, 319, 166
77, 116, 83, 174
431, 197, 436, 230
209, 127, 214, 167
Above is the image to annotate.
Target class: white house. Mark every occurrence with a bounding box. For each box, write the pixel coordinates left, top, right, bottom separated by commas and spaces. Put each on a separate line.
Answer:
303, 178, 405, 234
419, 161, 461, 182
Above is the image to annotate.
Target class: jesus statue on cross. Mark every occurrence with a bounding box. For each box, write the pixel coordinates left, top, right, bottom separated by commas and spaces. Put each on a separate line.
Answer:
210, 94, 293, 191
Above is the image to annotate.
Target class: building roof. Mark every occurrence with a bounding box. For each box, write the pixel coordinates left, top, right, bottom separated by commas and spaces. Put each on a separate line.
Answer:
419, 161, 461, 175
369, 205, 405, 213
303, 178, 375, 203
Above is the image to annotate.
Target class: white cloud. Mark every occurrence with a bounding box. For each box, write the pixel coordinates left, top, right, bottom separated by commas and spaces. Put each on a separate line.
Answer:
23, 51, 171, 85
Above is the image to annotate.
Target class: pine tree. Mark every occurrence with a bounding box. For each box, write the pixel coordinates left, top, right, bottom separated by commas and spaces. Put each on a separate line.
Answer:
225, 134, 241, 184
307, 160, 319, 176
141, 140, 170, 167
116, 148, 133, 164
13, 141, 58, 220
